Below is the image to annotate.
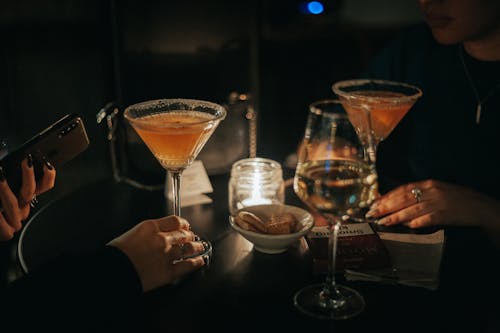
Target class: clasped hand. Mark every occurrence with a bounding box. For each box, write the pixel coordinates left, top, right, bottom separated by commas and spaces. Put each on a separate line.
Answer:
109, 215, 207, 292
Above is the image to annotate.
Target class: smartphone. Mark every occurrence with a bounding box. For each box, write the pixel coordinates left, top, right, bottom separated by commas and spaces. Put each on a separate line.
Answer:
0, 114, 90, 197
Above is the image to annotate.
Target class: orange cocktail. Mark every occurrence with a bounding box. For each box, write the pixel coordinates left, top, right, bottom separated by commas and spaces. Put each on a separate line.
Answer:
124, 98, 226, 218
332, 79, 422, 164
131, 111, 217, 171
341, 91, 414, 143
124, 99, 226, 263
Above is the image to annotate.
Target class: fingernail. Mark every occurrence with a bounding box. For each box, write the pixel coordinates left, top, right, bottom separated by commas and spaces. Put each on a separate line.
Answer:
365, 209, 378, 218
365, 201, 380, 218
27, 154, 33, 168
43, 157, 54, 170
376, 218, 388, 225
0, 166, 5, 182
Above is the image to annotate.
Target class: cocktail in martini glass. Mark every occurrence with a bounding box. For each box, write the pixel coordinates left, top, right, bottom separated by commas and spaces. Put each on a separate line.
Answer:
124, 98, 227, 259
332, 79, 422, 165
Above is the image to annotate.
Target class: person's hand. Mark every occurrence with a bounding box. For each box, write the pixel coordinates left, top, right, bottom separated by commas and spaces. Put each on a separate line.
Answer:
365, 179, 500, 230
0, 155, 56, 241
108, 215, 207, 293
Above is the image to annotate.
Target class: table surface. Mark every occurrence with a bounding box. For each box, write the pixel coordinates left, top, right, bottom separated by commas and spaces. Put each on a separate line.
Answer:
17, 174, 500, 332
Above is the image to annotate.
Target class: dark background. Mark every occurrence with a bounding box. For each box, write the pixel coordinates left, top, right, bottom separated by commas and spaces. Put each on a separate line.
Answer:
0, 0, 422, 199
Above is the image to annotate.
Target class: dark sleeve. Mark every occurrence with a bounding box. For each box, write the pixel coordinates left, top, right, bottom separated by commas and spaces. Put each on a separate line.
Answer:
1, 245, 143, 331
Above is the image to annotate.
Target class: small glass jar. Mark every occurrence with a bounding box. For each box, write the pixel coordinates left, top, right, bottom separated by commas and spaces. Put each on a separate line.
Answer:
228, 157, 285, 215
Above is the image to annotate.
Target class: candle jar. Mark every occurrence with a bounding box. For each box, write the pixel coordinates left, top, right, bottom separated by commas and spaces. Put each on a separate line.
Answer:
228, 157, 285, 215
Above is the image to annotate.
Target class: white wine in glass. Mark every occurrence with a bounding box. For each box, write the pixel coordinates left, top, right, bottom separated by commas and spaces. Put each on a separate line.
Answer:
293, 100, 377, 320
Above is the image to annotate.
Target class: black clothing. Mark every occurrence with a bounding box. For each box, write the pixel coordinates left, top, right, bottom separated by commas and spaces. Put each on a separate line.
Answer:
365, 23, 500, 198
364, 23, 500, 333
0, 245, 143, 332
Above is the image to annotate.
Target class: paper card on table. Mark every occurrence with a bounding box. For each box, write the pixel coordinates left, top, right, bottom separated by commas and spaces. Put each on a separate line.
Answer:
306, 223, 392, 274
165, 160, 213, 207
345, 229, 445, 290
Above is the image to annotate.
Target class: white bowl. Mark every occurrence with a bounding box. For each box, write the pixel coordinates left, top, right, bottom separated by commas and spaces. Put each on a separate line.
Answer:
229, 204, 314, 254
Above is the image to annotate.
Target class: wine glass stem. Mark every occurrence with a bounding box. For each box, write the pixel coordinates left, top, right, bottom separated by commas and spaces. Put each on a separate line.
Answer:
326, 221, 340, 294
169, 170, 182, 216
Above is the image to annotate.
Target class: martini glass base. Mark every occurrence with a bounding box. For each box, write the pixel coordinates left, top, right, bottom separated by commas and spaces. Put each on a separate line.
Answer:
293, 283, 365, 320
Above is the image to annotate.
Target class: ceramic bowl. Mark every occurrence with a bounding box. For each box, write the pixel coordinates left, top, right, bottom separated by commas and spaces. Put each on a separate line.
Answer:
229, 204, 314, 254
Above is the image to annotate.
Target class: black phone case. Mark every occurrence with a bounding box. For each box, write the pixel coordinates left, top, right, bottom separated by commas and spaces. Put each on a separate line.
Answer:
0, 114, 90, 197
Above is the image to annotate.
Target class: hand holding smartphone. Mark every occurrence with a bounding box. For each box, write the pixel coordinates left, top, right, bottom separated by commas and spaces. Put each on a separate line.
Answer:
0, 114, 90, 198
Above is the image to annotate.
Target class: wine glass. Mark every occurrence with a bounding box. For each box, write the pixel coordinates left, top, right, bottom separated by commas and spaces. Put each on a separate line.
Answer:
332, 79, 422, 165
293, 99, 377, 320
124, 98, 227, 259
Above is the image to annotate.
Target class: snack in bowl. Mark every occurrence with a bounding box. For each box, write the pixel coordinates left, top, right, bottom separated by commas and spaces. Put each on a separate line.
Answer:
229, 204, 314, 254
234, 210, 299, 235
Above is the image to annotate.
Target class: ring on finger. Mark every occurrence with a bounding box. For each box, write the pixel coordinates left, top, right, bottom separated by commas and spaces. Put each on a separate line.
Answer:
30, 195, 38, 208
411, 187, 423, 204
172, 243, 188, 265
202, 254, 210, 266
178, 243, 188, 256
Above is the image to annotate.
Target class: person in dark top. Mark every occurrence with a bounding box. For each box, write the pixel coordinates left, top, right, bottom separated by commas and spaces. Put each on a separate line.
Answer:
0, 159, 207, 331
361, 0, 500, 243
355, 3, 500, 330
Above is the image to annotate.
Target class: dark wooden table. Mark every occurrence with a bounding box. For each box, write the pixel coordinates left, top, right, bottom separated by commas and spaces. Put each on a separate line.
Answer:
17, 174, 500, 333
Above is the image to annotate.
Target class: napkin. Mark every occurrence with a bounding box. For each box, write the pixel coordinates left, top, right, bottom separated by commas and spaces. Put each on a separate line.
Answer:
345, 229, 445, 290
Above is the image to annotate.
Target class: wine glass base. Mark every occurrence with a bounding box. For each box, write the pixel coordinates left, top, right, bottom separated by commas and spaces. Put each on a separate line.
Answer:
293, 283, 365, 320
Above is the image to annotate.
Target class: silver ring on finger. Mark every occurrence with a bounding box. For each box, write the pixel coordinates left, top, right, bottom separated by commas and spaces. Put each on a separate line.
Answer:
171, 243, 188, 264
178, 242, 188, 257
202, 254, 210, 266
30, 195, 38, 208
411, 187, 423, 204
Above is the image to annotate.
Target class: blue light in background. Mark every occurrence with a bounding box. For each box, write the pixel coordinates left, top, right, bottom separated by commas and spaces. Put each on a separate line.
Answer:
307, 1, 324, 15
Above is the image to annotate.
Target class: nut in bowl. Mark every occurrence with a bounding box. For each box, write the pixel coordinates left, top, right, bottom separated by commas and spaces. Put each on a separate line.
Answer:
229, 204, 314, 254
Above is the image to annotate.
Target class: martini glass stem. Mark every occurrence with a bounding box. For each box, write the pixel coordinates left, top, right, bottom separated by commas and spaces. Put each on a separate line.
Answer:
169, 170, 182, 216
362, 105, 378, 165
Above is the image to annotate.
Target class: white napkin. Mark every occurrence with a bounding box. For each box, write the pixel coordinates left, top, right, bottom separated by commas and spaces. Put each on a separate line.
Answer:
345, 229, 445, 290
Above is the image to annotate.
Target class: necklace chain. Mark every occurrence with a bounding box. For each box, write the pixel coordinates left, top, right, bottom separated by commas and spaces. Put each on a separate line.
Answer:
458, 45, 500, 124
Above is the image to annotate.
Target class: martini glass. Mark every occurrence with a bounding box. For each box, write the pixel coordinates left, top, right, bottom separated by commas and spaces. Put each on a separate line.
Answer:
332, 79, 422, 166
124, 98, 226, 260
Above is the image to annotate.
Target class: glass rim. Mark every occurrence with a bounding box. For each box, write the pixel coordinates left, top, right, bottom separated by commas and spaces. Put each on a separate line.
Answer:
332, 79, 423, 104
231, 157, 282, 171
124, 98, 227, 127
308, 99, 348, 119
